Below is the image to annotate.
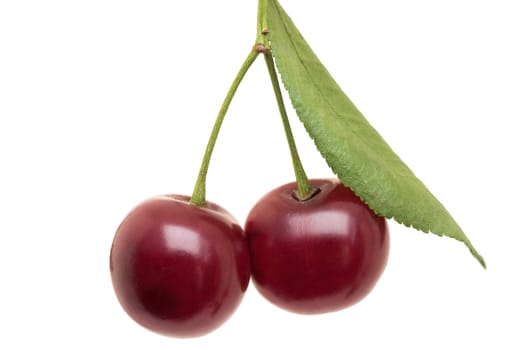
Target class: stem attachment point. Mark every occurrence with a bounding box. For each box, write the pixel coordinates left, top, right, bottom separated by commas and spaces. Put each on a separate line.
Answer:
253, 43, 269, 54
292, 186, 321, 202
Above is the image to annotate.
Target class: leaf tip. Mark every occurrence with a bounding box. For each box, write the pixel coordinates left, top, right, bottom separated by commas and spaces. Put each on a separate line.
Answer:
468, 245, 487, 269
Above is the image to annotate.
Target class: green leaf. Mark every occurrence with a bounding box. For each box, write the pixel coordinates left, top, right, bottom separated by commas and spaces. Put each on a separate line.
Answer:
266, 0, 485, 268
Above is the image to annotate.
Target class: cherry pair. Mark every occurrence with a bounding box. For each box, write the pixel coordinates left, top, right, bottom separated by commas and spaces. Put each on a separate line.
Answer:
110, 178, 389, 338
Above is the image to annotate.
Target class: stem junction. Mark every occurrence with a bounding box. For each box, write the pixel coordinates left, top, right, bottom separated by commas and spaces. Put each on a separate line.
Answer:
190, 0, 317, 206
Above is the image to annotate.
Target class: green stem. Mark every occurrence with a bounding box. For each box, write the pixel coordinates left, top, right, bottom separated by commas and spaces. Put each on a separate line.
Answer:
264, 52, 317, 201
189, 50, 259, 206
256, 0, 269, 45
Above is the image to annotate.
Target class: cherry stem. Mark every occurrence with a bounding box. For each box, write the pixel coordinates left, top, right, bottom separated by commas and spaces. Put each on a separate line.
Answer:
256, 0, 269, 45
189, 50, 259, 206
263, 52, 317, 201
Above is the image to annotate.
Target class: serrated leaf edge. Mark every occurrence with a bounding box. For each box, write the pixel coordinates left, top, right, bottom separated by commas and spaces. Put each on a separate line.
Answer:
267, 0, 486, 268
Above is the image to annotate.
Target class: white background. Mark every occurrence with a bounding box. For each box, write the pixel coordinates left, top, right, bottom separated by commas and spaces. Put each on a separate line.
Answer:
1, 1, 524, 349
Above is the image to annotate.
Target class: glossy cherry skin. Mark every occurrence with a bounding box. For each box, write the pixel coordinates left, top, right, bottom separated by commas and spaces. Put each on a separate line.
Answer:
110, 195, 250, 338
245, 179, 389, 314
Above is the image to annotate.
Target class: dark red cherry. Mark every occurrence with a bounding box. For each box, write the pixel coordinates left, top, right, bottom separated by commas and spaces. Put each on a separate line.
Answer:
245, 179, 389, 314
110, 195, 250, 338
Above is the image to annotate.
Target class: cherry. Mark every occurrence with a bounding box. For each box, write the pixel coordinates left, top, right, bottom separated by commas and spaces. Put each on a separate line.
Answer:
110, 195, 250, 338
245, 178, 389, 314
